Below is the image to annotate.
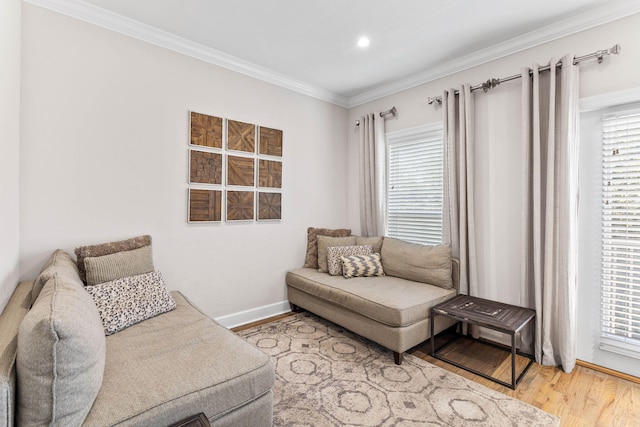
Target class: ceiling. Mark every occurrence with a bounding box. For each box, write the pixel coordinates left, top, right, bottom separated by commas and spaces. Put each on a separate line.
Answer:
29, 0, 640, 107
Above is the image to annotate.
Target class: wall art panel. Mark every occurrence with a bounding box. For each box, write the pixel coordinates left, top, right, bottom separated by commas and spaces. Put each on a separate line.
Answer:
227, 155, 255, 186
258, 192, 282, 221
228, 119, 255, 153
189, 150, 222, 185
190, 112, 222, 149
226, 190, 254, 221
259, 126, 283, 157
258, 159, 282, 188
189, 189, 222, 222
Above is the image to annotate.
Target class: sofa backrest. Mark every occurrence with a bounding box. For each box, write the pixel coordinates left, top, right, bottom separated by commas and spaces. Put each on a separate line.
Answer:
0, 281, 34, 427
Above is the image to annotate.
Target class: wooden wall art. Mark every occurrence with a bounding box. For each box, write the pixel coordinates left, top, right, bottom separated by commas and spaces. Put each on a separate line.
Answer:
187, 111, 283, 223
190, 150, 222, 185
189, 189, 222, 222
227, 155, 255, 186
228, 120, 255, 153
259, 127, 283, 157
258, 159, 282, 188
226, 191, 254, 221
190, 112, 222, 149
258, 192, 282, 221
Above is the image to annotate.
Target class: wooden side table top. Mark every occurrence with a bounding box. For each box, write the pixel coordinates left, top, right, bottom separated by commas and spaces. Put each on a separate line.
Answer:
169, 413, 211, 427
432, 294, 535, 334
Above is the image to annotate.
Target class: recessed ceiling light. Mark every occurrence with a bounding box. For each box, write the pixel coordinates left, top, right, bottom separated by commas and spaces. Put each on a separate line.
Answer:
357, 37, 370, 48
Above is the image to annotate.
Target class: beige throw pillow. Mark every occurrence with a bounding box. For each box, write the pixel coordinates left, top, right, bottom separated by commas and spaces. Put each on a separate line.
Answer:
381, 237, 453, 289
17, 274, 106, 426
31, 249, 81, 306
303, 227, 351, 269
84, 245, 154, 286
317, 235, 356, 273
355, 236, 384, 254
75, 235, 152, 284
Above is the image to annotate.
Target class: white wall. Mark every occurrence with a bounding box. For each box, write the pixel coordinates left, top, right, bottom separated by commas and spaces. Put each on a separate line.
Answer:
347, 14, 640, 310
20, 4, 349, 322
0, 0, 22, 312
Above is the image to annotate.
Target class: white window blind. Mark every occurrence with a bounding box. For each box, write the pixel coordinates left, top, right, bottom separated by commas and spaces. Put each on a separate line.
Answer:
601, 108, 640, 355
386, 124, 443, 245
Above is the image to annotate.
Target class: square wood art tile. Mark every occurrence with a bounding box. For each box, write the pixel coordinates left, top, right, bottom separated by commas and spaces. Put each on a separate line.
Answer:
190, 150, 222, 185
259, 127, 283, 157
226, 191, 254, 221
258, 159, 282, 188
190, 112, 222, 149
258, 192, 282, 220
228, 120, 255, 153
189, 189, 222, 222
227, 155, 255, 186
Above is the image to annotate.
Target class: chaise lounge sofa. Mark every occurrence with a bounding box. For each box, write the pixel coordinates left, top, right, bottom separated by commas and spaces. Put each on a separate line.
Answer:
286, 231, 459, 365
0, 246, 274, 427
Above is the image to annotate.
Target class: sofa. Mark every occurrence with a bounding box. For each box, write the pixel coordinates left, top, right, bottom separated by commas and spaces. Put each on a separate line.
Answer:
0, 243, 274, 427
286, 231, 459, 365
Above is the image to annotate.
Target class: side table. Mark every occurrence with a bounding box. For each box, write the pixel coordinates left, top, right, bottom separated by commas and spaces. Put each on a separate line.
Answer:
430, 294, 536, 389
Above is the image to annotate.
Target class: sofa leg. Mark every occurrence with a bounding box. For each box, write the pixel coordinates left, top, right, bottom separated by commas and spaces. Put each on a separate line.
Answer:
393, 352, 403, 365
289, 302, 303, 313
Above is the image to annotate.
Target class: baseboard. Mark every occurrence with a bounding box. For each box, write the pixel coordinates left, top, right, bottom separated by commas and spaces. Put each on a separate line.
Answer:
575, 360, 640, 384
215, 300, 291, 329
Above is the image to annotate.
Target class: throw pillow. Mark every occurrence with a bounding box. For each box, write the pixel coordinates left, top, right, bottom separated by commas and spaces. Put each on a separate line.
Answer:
326, 245, 373, 276
85, 271, 176, 336
381, 237, 453, 289
303, 227, 351, 269
31, 249, 81, 306
341, 253, 385, 279
17, 274, 106, 426
84, 245, 154, 286
75, 235, 152, 284
316, 235, 356, 273
355, 236, 384, 254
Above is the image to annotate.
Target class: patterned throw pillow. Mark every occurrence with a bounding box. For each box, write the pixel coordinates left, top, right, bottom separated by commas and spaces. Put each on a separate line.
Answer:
303, 227, 351, 269
326, 245, 373, 276
341, 253, 385, 279
84, 271, 176, 335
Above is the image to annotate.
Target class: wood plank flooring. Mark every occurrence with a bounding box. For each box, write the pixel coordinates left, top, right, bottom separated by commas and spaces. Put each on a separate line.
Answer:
233, 313, 640, 426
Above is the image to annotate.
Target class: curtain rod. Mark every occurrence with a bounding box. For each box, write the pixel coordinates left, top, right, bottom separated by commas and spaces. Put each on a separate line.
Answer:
427, 44, 621, 106
355, 106, 397, 126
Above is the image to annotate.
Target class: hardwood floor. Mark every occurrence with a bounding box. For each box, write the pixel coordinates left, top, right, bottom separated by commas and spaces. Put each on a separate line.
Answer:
233, 313, 640, 427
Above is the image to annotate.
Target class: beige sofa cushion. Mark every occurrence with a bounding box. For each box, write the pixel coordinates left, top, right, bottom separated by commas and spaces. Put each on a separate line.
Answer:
317, 235, 356, 273
381, 238, 453, 289
84, 245, 154, 286
75, 235, 152, 284
0, 281, 33, 427
303, 227, 351, 269
286, 268, 456, 328
355, 236, 384, 254
31, 249, 80, 305
82, 292, 274, 427
17, 274, 106, 426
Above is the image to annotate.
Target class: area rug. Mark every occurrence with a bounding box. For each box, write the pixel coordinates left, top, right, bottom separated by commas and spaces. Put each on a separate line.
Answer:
237, 312, 560, 427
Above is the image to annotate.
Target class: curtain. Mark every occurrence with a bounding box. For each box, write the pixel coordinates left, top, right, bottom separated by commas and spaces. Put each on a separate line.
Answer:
442, 84, 478, 296
520, 54, 579, 373
359, 112, 386, 237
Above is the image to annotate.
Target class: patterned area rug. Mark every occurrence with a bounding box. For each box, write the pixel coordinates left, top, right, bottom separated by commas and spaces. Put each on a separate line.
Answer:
237, 312, 560, 427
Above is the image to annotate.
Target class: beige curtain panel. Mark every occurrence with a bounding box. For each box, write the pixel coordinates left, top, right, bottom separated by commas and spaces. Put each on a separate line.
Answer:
359, 113, 386, 237
520, 54, 579, 373
443, 84, 479, 297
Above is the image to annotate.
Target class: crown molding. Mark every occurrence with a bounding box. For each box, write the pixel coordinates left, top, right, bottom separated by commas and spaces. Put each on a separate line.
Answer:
580, 87, 640, 112
24, 0, 640, 110
347, 0, 640, 108
24, 0, 350, 108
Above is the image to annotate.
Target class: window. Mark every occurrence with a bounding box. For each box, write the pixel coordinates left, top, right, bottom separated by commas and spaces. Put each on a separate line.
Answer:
601, 107, 640, 356
385, 124, 443, 245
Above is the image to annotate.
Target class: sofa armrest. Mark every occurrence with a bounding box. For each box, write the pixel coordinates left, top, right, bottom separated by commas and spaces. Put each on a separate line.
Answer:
451, 259, 460, 294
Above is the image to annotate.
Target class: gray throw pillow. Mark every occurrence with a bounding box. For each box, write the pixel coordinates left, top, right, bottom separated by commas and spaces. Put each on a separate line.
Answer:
84, 245, 154, 286
341, 253, 385, 279
381, 237, 453, 288
316, 235, 356, 273
17, 274, 106, 426
326, 245, 373, 276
